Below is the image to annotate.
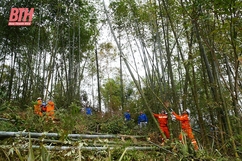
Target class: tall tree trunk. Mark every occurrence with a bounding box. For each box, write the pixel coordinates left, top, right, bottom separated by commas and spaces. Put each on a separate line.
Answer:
8, 51, 16, 101
193, 17, 227, 153
95, 46, 102, 112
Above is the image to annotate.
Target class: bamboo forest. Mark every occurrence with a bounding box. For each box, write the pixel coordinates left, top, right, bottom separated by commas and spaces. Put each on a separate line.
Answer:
0, 0, 241, 160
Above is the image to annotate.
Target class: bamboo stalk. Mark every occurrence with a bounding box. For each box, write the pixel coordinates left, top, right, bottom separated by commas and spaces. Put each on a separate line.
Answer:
0, 118, 15, 122
21, 137, 151, 146
0, 145, 157, 151
0, 131, 146, 139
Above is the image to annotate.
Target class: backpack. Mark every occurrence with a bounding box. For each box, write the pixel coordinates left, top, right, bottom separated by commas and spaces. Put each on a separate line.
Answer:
41, 102, 47, 112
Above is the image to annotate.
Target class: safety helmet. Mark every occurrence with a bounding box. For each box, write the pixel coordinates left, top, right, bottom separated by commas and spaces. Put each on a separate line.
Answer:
37, 97, 42, 100
185, 109, 190, 114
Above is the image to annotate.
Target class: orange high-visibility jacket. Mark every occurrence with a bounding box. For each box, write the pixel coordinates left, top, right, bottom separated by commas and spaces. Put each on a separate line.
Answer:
153, 113, 168, 127
172, 111, 191, 130
172, 111, 198, 150
153, 113, 170, 139
34, 100, 42, 116
46, 100, 55, 117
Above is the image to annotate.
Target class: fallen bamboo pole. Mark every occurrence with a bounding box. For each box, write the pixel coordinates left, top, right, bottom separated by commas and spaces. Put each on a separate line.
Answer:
0, 117, 15, 122
0, 145, 157, 151
0, 131, 146, 139
21, 137, 151, 147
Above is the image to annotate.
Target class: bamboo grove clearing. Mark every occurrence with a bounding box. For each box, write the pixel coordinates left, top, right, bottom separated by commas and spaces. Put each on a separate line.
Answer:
0, 0, 242, 160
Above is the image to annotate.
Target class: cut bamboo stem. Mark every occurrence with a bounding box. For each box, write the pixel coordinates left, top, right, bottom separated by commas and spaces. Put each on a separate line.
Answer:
0, 131, 145, 139
0, 145, 157, 151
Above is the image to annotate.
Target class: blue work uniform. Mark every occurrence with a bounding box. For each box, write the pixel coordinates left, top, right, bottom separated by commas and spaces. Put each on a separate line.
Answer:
86, 107, 92, 115
138, 113, 148, 128
124, 112, 131, 121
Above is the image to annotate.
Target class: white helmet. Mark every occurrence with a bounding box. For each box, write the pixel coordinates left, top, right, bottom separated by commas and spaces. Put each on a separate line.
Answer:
185, 109, 190, 114
37, 97, 42, 100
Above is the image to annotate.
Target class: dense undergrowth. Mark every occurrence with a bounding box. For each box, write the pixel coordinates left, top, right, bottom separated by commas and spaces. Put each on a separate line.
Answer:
0, 103, 240, 160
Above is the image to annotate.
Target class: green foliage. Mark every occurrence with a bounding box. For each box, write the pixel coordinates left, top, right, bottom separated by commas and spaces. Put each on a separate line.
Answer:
0, 0, 98, 108
101, 78, 122, 112
109, 0, 130, 27
100, 115, 124, 134
56, 102, 85, 134
52, 82, 66, 108
100, 76, 138, 114
0, 121, 18, 131
0, 0, 242, 159
111, 147, 157, 161
27, 135, 35, 161
69, 102, 81, 117
0, 104, 240, 160
40, 145, 51, 161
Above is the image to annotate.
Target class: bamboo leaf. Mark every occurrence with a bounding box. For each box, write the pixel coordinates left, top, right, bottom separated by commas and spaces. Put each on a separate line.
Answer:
27, 133, 35, 161
14, 147, 24, 161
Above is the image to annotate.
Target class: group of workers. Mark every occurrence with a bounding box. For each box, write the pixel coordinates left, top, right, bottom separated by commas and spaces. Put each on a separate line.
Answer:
124, 102, 199, 150
34, 97, 55, 120
34, 97, 198, 150
34, 97, 93, 119
125, 110, 149, 129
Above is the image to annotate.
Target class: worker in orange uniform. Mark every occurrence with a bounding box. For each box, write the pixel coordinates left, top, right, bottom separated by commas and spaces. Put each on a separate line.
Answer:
46, 99, 55, 120
171, 109, 199, 150
34, 97, 43, 116
153, 110, 170, 143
